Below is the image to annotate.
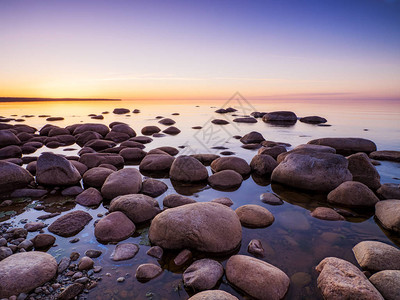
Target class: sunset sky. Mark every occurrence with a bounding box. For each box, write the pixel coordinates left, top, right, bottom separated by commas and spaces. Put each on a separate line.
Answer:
1, 0, 400, 100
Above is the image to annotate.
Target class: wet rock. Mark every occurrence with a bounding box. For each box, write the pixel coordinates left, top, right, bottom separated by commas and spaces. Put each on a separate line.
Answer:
57, 283, 84, 300
0, 247, 13, 260
188, 290, 238, 300
376, 183, 400, 200
369, 270, 400, 300
24, 222, 45, 232
260, 193, 283, 205
315, 257, 383, 300
95, 211, 136, 243
183, 259, 223, 291
61, 185, 83, 196
141, 126, 161, 135
258, 145, 287, 159
75, 131, 102, 147
347, 152, 380, 190
156, 146, 179, 156
48, 211, 93, 237
139, 154, 175, 172
135, 263, 162, 281
353, 241, 400, 272
277, 144, 336, 163
0, 161, 33, 194
111, 123, 136, 137
327, 181, 379, 207
158, 118, 176, 125
101, 168, 142, 199
109, 194, 160, 223
113, 108, 130, 114
84, 249, 102, 258
226, 255, 290, 300
170, 155, 208, 182
208, 170, 242, 190
262, 111, 297, 124
36, 153, 81, 186
240, 131, 265, 144
163, 194, 196, 208
311, 207, 345, 221
83, 167, 114, 188
211, 156, 251, 177
369, 150, 400, 162
85, 138, 116, 150
73, 123, 110, 136
16, 240, 31, 251
0, 145, 22, 159
70, 160, 88, 176
120, 148, 147, 162
190, 153, 220, 166
149, 202, 242, 253
375, 200, 400, 233
250, 154, 278, 176
272, 151, 352, 192
235, 204, 274, 228
75, 187, 103, 206
299, 116, 327, 124
78, 256, 94, 270
163, 126, 181, 135
79, 153, 124, 169
211, 119, 229, 125
247, 239, 264, 257
174, 249, 192, 266
308, 137, 377, 155
0, 252, 57, 298
140, 179, 168, 197
110, 243, 139, 261
147, 246, 163, 259
0, 130, 21, 147
233, 117, 257, 123
211, 197, 233, 207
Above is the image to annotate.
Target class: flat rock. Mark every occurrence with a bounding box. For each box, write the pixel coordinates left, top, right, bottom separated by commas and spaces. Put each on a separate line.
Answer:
377, 183, 400, 200
369, 150, 400, 162
95, 211, 136, 243
233, 117, 257, 123
208, 170, 242, 190
101, 168, 142, 199
235, 204, 274, 228
260, 193, 283, 205
299, 116, 327, 124
347, 152, 380, 190
48, 210, 92, 237
163, 194, 196, 208
163, 126, 181, 135
170, 156, 208, 182
0, 161, 34, 194
311, 207, 345, 221
188, 290, 238, 300
308, 137, 377, 155
183, 259, 224, 291
75, 187, 103, 206
158, 118, 176, 125
149, 202, 242, 253
110, 243, 139, 261
57, 283, 84, 300
226, 255, 290, 300
353, 241, 400, 272
211, 197, 233, 207
327, 181, 379, 207
262, 111, 297, 124
369, 270, 400, 300
211, 156, 251, 177
211, 119, 229, 125
140, 178, 168, 197
315, 257, 383, 300
375, 200, 400, 233
136, 263, 163, 281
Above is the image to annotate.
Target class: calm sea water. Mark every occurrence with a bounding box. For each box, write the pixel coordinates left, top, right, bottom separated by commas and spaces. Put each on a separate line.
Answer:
1, 98, 399, 299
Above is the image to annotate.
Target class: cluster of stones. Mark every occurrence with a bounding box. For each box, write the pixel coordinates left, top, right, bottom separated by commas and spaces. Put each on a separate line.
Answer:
1, 107, 400, 299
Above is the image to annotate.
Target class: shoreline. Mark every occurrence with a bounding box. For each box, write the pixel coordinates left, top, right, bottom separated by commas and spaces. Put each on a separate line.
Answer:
0, 97, 121, 102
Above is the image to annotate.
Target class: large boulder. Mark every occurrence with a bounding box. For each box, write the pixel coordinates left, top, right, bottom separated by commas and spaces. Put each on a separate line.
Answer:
353, 241, 400, 272
183, 259, 224, 291
169, 156, 208, 182
149, 202, 242, 253
315, 257, 383, 300
250, 154, 278, 176
262, 111, 297, 124
48, 210, 92, 237
226, 255, 290, 300
0, 161, 33, 194
109, 194, 161, 223
369, 270, 400, 300
188, 290, 238, 300
271, 151, 352, 192
308, 137, 377, 155
0, 252, 57, 298
208, 170, 242, 190
277, 144, 336, 163
95, 211, 136, 243
101, 168, 142, 199
235, 205, 274, 228
327, 181, 379, 207
347, 152, 380, 190
211, 157, 251, 177
375, 200, 400, 233
36, 153, 81, 186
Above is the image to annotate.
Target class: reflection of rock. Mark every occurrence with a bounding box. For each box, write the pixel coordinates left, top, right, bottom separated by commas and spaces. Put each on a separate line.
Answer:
170, 180, 207, 196
278, 210, 310, 231
375, 200, 400, 233
353, 241, 400, 272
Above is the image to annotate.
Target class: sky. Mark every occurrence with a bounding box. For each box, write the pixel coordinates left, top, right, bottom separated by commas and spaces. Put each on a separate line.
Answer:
1, 0, 400, 100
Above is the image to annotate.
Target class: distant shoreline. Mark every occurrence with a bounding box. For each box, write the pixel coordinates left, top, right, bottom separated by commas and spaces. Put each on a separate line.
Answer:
0, 97, 121, 102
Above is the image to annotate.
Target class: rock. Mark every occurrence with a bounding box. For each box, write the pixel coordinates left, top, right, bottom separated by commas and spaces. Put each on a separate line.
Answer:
233, 117, 257, 123
188, 290, 238, 300
144, 246, 164, 261
208, 170, 242, 190
299, 116, 327, 124
347, 152, 380, 190
141, 126, 161, 135
109, 194, 161, 223
235, 205, 274, 228
0, 161, 33, 194
139, 154, 175, 172
120, 148, 147, 162
369, 270, 400, 300
17, 239, 33, 251
260, 193, 283, 205
158, 118, 176, 125
36, 153, 81, 186
24, 221, 45, 232
174, 249, 192, 266
61, 185, 83, 196
110, 243, 139, 261
48, 211, 93, 237
85, 138, 116, 150
101, 168, 142, 199
0, 252, 57, 298
0, 145, 22, 159
57, 283, 84, 300
136, 263, 163, 281
85, 249, 102, 258
291, 272, 312, 287
0, 247, 13, 260
113, 108, 130, 114
156, 146, 179, 156
262, 111, 297, 124
83, 167, 114, 188
311, 207, 345, 221
78, 256, 94, 270
70, 160, 88, 176
211, 119, 229, 125
183, 259, 223, 291
73, 123, 110, 136
258, 145, 287, 159
247, 239, 264, 257
277, 144, 336, 163
315, 257, 384, 300
190, 153, 220, 166
375, 200, 400, 233
211, 157, 251, 177
369, 150, 400, 162
79, 153, 124, 169
278, 210, 310, 231
308, 137, 377, 155
353, 241, 400, 272
226, 255, 290, 300
250, 154, 278, 176
377, 183, 400, 200
0, 130, 21, 147
271, 151, 352, 192
111, 123, 136, 137
149, 202, 242, 253
240, 131, 265, 144
170, 156, 208, 182
75, 187, 103, 206
94, 211, 135, 243
327, 181, 379, 207
211, 197, 233, 207
163, 194, 196, 208
140, 179, 168, 197
163, 126, 181, 135
75, 131, 102, 147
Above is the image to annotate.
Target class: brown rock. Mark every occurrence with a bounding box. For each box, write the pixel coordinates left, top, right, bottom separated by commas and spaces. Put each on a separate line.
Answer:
139, 154, 175, 172
119, 148, 146, 162
211, 197, 233, 207
369, 270, 400, 300
0, 161, 34, 194
211, 157, 251, 177
83, 167, 114, 188
141, 126, 161, 135
188, 290, 238, 300
299, 116, 327, 124
308, 137, 377, 155
183, 259, 223, 290
140, 179, 168, 197
48, 211, 92, 237
75, 187, 103, 206
208, 170, 242, 190
347, 152, 380, 190
190, 153, 220, 166
235, 204, 274, 228
311, 207, 345, 221
163, 126, 181, 135
101, 168, 142, 199
158, 118, 176, 125
376, 183, 400, 200
375, 200, 400, 233
369, 150, 400, 162
250, 154, 278, 175
32, 234, 56, 249
258, 145, 287, 159
327, 181, 379, 207
135, 263, 163, 281
240, 131, 265, 144
163, 194, 196, 208
79, 153, 124, 169
174, 249, 192, 266
353, 241, 400, 272
146, 246, 163, 259
260, 193, 283, 205
110, 243, 139, 261
247, 239, 264, 257
94, 211, 135, 243
57, 283, 84, 300
170, 156, 208, 182
78, 256, 94, 270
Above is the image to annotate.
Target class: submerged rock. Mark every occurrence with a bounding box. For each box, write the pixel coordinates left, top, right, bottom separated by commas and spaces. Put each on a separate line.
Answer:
311, 207, 345, 221
260, 193, 283, 205
183, 259, 224, 291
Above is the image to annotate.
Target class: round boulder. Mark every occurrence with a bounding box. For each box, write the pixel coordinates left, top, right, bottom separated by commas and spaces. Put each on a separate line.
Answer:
101, 168, 142, 199
189, 290, 238, 300
347, 152, 380, 190
240, 131, 265, 144
208, 170, 242, 190
0, 161, 33, 194
353, 241, 400, 272
140, 179, 168, 197
235, 205, 274, 228
369, 270, 400, 300
250, 154, 278, 176
170, 156, 208, 182
94, 211, 136, 243
139, 154, 175, 172
327, 181, 379, 207
211, 157, 251, 177
375, 200, 400, 233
